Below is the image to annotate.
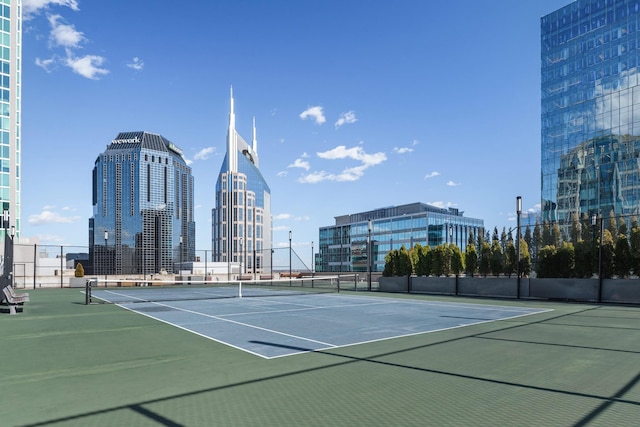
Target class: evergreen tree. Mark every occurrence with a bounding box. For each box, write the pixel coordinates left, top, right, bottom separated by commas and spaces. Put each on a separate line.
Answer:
504, 241, 517, 278
397, 246, 413, 276
450, 244, 464, 277
489, 240, 503, 277
492, 227, 499, 242
630, 225, 640, 276
532, 221, 542, 264
383, 251, 395, 277
536, 245, 556, 278
479, 241, 491, 277
574, 240, 594, 278
500, 227, 508, 252
601, 229, 615, 279
465, 243, 478, 277
542, 220, 552, 246
518, 239, 531, 277
551, 222, 562, 247
556, 242, 575, 278
614, 234, 631, 278
580, 212, 591, 242
570, 212, 581, 244
608, 210, 618, 243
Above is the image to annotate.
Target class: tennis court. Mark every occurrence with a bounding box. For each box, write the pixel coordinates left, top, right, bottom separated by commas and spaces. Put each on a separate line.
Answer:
88, 285, 550, 358
4, 288, 640, 426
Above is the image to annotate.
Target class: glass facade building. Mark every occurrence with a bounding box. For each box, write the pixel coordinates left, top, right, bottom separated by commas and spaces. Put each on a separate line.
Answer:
212, 88, 272, 274
542, 0, 640, 229
317, 203, 484, 273
89, 132, 195, 276
0, 0, 20, 243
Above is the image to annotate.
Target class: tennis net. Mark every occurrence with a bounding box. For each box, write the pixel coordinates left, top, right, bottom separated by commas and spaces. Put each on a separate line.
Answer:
84, 275, 354, 305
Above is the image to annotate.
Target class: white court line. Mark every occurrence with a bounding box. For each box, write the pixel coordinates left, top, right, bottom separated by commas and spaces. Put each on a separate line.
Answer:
120, 299, 337, 348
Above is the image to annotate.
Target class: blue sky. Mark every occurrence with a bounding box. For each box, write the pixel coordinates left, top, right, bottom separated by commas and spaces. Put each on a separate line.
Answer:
20, 0, 572, 267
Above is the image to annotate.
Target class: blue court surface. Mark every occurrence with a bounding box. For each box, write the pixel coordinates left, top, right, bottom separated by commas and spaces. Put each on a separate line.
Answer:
90, 289, 551, 359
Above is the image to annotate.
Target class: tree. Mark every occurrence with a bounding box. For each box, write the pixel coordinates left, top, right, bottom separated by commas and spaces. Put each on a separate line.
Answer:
465, 243, 478, 277
551, 222, 562, 247
489, 240, 503, 277
608, 210, 618, 243
450, 244, 464, 277
397, 246, 413, 276
500, 227, 508, 252
555, 242, 575, 278
570, 211, 581, 244
601, 229, 615, 279
542, 221, 552, 246
504, 241, 517, 278
383, 251, 395, 277
75, 262, 85, 278
479, 242, 491, 277
518, 239, 531, 277
614, 233, 631, 278
630, 225, 640, 276
432, 245, 447, 277
532, 221, 542, 265
574, 240, 594, 278
414, 244, 431, 276
536, 245, 556, 278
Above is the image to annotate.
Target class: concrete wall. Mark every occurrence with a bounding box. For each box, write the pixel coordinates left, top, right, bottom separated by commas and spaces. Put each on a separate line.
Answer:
379, 276, 640, 304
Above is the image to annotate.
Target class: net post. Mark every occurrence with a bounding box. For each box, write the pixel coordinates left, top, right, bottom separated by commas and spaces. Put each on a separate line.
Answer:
238, 281, 243, 298
85, 279, 92, 305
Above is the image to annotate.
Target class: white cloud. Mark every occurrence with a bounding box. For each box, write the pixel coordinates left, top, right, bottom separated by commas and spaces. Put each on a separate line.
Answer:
273, 213, 291, 220
446, 180, 461, 187
299, 106, 326, 125
273, 225, 290, 231
277, 171, 288, 177
64, 51, 109, 79
28, 209, 80, 225
193, 147, 215, 161
424, 171, 440, 179
48, 14, 84, 48
298, 145, 387, 183
428, 201, 456, 209
23, 0, 79, 18
335, 111, 357, 128
288, 158, 310, 171
393, 146, 413, 154
35, 57, 55, 72
127, 57, 144, 71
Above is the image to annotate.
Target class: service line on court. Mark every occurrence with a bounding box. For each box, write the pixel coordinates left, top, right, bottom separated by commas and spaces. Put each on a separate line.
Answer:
119, 299, 337, 349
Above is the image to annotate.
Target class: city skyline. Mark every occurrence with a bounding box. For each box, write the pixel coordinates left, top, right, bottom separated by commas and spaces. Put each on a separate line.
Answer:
20, 1, 571, 268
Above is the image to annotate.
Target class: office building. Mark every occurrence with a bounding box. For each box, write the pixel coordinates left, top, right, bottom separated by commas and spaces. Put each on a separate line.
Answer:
0, 1, 21, 242
89, 131, 195, 275
212, 88, 272, 274
317, 202, 484, 273
542, 0, 640, 228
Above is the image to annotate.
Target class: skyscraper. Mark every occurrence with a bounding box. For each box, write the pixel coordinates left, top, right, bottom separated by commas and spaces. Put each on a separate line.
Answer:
1, 1, 21, 240
212, 88, 272, 274
542, 0, 640, 228
89, 132, 195, 276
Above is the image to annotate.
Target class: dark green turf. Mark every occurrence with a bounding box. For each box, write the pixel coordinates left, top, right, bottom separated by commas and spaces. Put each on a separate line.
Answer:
2, 289, 640, 426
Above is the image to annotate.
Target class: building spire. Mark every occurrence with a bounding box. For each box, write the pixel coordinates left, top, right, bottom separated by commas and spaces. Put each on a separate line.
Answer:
227, 85, 237, 173
252, 116, 257, 153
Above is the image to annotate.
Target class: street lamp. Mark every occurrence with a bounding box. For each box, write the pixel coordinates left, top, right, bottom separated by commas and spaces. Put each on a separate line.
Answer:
289, 230, 292, 283
367, 219, 372, 291
104, 230, 108, 283
516, 196, 522, 298
311, 241, 314, 274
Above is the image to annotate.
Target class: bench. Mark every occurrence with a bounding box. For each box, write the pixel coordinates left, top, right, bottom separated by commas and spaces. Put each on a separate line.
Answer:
238, 275, 253, 281
6, 285, 29, 302
1, 286, 27, 315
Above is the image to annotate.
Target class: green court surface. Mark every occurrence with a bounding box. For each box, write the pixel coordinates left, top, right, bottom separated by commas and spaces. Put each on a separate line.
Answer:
2, 288, 640, 426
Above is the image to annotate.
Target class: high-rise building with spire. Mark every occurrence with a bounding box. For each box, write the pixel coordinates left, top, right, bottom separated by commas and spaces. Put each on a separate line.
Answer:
212, 88, 272, 274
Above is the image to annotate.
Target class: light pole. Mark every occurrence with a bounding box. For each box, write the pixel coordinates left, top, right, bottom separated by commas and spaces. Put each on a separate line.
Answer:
311, 241, 314, 274
367, 219, 372, 291
104, 230, 108, 283
238, 238, 243, 274
516, 196, 522, 299
289, 230, 292, 283
179, 235, 183, 275
592, 213, 603, 302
